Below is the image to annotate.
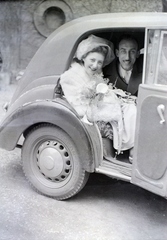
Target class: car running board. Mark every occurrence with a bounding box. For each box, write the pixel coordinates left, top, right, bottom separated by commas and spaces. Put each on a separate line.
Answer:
95, 158, 132, 182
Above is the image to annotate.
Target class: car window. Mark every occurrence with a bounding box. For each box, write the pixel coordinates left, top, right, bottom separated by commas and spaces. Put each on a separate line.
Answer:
145, 29, 160, 84
156, 31, 167, 85
71, 28, 145, 66
145, 29, 167, 86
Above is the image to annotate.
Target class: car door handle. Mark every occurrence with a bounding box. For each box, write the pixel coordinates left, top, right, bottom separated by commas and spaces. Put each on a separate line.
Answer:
157, 104, 165, 124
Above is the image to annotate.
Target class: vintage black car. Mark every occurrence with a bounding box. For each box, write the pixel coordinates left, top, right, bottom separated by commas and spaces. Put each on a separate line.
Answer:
0, 12, 167, 200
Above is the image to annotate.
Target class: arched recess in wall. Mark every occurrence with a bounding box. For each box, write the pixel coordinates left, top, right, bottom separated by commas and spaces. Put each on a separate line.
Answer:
34, 0, 73, 37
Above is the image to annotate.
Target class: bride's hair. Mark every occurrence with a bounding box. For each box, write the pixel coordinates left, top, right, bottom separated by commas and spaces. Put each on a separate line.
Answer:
73, 46, 108, 65
81, 46, 108, 60
73, 46, 108, 66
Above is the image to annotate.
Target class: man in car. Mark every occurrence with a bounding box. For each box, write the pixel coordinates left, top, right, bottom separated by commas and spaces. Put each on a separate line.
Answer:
104, 34, 143, 96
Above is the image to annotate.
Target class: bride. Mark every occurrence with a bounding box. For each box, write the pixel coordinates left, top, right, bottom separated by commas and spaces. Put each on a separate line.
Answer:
60, 34, 136, 158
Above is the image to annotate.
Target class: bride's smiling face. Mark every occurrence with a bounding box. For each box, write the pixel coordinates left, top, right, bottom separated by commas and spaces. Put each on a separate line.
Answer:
83, 52, 105, 75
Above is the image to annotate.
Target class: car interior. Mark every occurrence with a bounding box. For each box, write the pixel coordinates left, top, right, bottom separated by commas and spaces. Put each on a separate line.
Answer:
56, 28, 146, 169
76, 29, 145, 166
95, 28, 145, 165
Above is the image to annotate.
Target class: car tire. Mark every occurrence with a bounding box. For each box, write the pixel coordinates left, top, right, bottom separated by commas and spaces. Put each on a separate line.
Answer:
22, 123, 89, 200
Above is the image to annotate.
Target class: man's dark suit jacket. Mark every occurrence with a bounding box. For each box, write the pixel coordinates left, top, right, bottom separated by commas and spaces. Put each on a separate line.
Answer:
103, 57, 143, 96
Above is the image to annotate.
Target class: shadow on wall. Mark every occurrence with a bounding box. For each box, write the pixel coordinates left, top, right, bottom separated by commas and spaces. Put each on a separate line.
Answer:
162, 0, 167, 11
0, 51, 12, 88
0, 51, 2, 72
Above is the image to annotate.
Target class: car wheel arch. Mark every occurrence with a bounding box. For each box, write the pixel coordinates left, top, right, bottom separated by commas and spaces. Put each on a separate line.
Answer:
0, 101, 99, 172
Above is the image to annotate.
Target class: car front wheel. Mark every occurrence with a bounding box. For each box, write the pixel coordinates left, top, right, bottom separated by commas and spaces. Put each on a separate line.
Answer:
22, 123, 89, 200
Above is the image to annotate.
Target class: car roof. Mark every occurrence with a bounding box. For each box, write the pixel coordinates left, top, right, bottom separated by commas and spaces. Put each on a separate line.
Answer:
14, 12, 167, 99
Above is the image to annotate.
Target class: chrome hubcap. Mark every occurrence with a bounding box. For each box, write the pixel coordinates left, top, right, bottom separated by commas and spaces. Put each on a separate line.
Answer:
36, 140, 72, 182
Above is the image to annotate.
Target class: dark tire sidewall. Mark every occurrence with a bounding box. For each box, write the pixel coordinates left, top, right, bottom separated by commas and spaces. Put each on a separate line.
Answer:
22, 124, 87, 199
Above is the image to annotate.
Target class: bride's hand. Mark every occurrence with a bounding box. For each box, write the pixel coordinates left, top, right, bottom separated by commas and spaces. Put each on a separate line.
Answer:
81, 114, 93, 125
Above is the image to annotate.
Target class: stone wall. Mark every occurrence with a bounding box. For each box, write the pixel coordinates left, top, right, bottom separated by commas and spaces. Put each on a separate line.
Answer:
0, 0, 163, 84
66, 0, 162, 16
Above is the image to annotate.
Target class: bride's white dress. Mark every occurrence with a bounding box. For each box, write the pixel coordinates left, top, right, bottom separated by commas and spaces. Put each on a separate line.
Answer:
60, 62, 137, 153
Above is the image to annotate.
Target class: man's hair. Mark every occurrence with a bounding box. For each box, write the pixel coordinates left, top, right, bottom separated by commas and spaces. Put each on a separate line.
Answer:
116, 34, 139, 50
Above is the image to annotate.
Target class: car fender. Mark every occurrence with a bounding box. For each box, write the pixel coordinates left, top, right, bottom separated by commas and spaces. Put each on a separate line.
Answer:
0, 100, 102, 172
8, 81, 56, 112
10, 76, 60, 106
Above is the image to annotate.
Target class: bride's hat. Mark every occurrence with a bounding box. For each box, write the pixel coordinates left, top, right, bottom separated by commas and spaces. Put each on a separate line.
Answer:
75, 34, 115, 66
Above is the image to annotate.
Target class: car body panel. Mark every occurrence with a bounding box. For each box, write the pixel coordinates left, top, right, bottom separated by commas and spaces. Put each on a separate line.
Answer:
131, 28, 167, 197
0, 12, 167, 198
0, 99, 103, 172
11, 12, 167, 103
132, 85, 167, 198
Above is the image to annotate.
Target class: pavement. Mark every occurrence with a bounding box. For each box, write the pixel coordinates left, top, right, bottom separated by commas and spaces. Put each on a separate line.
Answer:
0, 84, 167, 240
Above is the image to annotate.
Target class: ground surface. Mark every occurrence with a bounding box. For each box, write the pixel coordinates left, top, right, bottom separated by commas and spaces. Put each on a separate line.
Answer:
0, 85, 167, 240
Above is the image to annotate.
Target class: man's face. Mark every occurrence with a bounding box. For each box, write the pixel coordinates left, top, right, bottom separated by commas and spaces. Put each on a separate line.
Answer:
116, 39, 139, 71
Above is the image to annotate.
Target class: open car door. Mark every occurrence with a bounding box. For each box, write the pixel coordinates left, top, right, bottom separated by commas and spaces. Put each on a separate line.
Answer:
131, 29, 167, 198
